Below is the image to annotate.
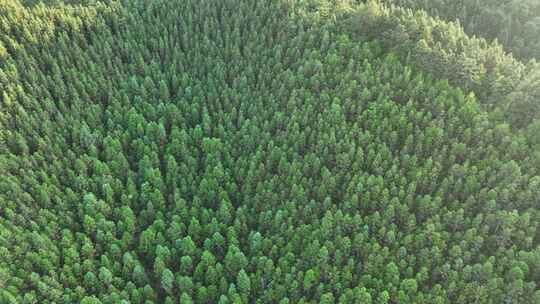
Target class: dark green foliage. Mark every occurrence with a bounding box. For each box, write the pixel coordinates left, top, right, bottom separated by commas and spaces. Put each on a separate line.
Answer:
0, 0, 539, 303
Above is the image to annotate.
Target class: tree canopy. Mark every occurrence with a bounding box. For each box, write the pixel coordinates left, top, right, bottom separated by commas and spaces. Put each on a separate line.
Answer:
0, 0, 539, 303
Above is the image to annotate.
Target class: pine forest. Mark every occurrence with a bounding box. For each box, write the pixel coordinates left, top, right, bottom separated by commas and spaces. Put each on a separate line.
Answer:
1, 0, 539, 303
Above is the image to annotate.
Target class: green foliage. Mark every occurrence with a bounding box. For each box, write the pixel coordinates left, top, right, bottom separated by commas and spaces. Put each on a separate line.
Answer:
385, 0, 540, 61
236, 269, 251, 298
0, 0, 539, 303
80, 296, 103, 304
341, 0, 540, 129
160, 268, 174, 294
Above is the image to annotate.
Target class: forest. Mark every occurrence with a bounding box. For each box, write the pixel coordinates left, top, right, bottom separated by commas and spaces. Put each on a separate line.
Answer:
0, 0, 539, 303
382, 0, 540, 61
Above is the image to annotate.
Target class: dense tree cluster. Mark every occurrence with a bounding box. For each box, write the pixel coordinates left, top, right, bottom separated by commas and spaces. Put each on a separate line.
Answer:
1, 0, 539, 303
383, 0, 540, 61
343, 0, 540, 128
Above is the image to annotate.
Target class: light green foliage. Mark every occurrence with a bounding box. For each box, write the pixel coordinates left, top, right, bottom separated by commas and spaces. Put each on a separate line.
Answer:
236, 269, 251, 296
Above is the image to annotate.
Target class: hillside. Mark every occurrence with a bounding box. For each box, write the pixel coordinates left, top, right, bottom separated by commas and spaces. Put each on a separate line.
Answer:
341, 0, 540, 129
382, 0, 540, 61
1, 0, 539, 303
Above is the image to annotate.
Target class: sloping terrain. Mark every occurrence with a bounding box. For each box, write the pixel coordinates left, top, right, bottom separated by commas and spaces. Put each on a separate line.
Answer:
381, 0, 540, 61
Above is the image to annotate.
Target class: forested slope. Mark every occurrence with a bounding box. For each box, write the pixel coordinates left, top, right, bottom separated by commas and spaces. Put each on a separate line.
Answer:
383, 0, 540, 61
341, 0, 540, 129
1, 0, 539, 303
